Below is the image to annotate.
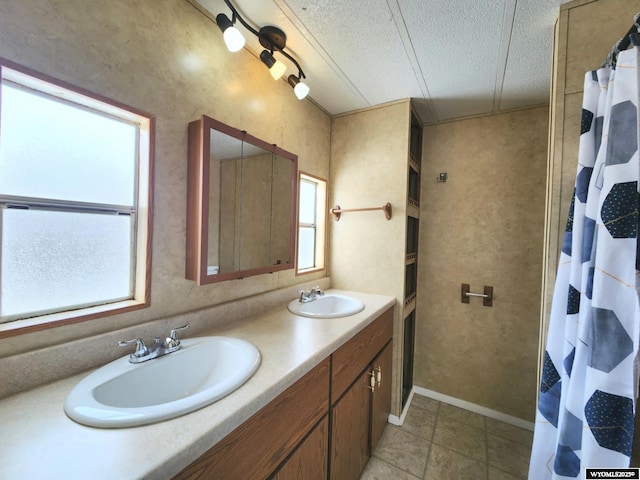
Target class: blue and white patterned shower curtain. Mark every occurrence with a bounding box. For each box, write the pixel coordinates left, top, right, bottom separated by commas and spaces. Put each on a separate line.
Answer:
529, 46, 640, 479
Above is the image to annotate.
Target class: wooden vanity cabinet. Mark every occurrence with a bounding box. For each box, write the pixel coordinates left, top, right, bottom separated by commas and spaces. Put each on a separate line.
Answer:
174, 306, 393, 480
271, 416, 328, 480
370, 341, 393, 451
330, 367, 372, 479
174, 358, 329, 480
330, 307, 393, 480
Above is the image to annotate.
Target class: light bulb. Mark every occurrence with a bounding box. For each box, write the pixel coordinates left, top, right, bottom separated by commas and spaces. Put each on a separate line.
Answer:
223, 27, 245, 52
261, 51, 287, 80
288, 74, 310, 100
294, 81, 310, 100
269, 59, 286, 80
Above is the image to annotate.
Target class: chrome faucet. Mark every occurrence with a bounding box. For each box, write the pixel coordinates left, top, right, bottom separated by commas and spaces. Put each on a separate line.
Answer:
119, 324, 190, 363
299, 286, 324, 303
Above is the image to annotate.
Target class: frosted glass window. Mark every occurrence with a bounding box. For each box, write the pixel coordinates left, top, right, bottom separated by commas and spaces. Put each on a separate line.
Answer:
0, 82, 137, 206
0, 63, 152, 327
299, 180, 317, 225
298, 227, 316, 270
1, 208, 133, 319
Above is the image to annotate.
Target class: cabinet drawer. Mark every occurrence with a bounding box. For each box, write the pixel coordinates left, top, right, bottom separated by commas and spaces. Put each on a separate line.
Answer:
175, 358, 330, 480
331, 307, 393, 403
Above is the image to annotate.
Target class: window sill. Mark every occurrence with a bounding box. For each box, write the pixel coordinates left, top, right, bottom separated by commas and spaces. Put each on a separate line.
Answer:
296, 267, 325, 276
0, 299, 149, 339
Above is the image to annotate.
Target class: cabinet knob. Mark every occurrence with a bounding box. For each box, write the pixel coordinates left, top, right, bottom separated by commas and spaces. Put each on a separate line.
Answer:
375, 366, 382, 388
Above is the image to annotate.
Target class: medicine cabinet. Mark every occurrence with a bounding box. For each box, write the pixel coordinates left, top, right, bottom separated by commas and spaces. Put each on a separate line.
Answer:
186, 115, 298, 284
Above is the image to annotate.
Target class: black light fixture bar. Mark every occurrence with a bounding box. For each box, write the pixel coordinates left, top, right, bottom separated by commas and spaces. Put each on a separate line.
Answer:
222, 0, 260, 38
219, 0, 307, 81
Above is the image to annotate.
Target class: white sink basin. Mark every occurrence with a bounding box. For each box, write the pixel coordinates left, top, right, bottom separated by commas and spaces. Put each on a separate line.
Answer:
288, 294, 365, 318
64, 336, 260, 428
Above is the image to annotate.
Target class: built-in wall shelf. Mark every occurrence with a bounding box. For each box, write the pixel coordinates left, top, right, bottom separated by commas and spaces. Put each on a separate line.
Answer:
408, 165, 420, 206
402, 106, 422, 408
406, 217, 419, 254
410, 123, 422, 167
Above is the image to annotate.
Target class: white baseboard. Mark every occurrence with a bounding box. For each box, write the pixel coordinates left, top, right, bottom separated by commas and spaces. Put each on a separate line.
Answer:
407, 386, 534, 431
388, 386, 415, 426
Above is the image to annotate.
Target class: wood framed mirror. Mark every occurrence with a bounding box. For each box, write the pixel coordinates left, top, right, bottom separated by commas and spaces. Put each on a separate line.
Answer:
186, 115, 298, 284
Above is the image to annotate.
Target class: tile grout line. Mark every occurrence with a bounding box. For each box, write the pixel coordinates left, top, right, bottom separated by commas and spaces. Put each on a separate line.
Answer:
371, 456, 421, 479
421, 400, 441, 479
430, 402, 494, 479
484, 415, 490, 480
365, 399, 533, 480
370, 421, 432, 479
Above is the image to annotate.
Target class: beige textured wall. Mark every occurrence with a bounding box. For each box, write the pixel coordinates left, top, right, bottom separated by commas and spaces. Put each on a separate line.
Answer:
415, 106, 549, 421
330, 100, 410, 416
0, 0, 331, 356
542, 0, 640, 337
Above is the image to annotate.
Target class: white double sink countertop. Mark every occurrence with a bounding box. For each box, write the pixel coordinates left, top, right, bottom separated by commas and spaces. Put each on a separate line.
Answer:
0, 289, 395, 480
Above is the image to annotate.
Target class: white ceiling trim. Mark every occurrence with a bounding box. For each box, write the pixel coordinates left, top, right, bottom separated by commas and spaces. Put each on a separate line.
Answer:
492, 0, 517, 113
386, 0, 436, 121
273, 0, 370, 106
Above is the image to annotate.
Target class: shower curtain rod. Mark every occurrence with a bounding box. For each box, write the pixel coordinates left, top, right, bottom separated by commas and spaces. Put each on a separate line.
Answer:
601, 13, 640, 67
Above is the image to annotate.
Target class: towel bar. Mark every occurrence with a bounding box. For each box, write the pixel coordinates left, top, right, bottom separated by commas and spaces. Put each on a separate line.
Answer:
461, 284, 493, 307
330, 202, 392, 221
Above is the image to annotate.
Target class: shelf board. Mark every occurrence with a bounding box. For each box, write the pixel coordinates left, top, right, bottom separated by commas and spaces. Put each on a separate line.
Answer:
409, 155, 420, 173
403, 294, 416, 317
407, 203, 420, 218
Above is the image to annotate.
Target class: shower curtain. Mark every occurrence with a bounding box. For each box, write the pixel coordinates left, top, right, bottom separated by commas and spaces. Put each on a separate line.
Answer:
528, 45, 640, 478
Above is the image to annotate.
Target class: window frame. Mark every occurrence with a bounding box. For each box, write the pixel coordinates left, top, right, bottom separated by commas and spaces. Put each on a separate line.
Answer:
0, 58, 154, 338
296, 171, 327, 275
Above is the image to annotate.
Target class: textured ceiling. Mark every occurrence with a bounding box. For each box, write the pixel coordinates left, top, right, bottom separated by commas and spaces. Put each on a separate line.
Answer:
196, 0, 574, 124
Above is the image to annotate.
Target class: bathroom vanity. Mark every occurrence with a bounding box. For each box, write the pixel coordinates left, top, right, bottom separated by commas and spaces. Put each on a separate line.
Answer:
0, 289, 394, 480
175, 305, 392, 479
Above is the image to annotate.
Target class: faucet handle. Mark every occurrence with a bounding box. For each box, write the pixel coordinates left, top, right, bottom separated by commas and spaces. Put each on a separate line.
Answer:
164, 324, 189, 349
169, 324, 189, 342
118, 338, 149, 358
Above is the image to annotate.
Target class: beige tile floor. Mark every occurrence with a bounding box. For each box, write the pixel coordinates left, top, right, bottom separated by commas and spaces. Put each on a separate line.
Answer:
360, 394, 533, 480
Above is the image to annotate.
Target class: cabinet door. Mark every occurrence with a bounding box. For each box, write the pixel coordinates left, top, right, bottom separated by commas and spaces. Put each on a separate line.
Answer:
330, 370, 371, 480
331, 307, 393, 403
371, 341, 392, 453
273, 416, 328, 480
175, 359, 329, 480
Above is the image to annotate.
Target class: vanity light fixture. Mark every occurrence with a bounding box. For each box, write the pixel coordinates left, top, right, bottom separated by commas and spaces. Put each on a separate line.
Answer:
216, 0, 310, 100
